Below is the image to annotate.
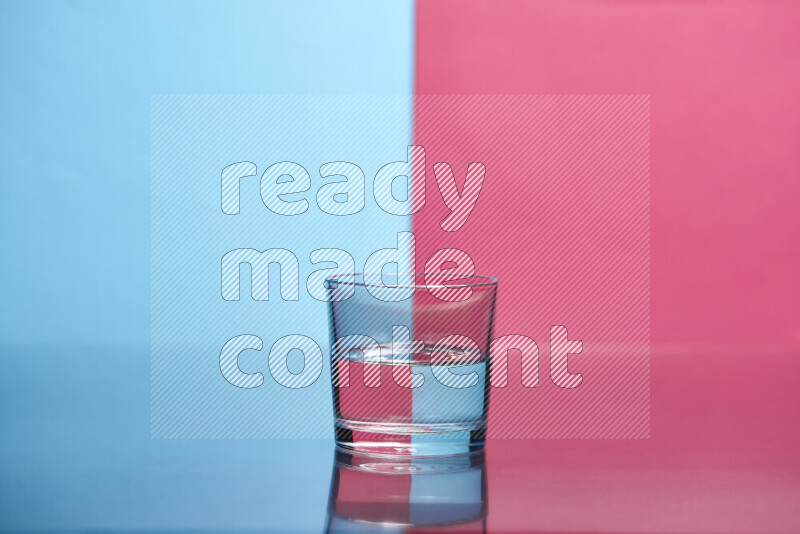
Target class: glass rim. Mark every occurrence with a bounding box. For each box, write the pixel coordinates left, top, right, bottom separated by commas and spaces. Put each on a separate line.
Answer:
325, 272, 498, 289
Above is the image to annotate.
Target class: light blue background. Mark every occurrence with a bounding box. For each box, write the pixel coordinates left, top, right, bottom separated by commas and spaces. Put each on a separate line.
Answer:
0, 0, 413, 347
0, 1, 413, 530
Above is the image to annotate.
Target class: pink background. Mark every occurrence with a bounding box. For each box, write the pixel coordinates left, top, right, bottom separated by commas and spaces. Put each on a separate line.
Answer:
414, 1, 800, 531
414, 0, 800, 349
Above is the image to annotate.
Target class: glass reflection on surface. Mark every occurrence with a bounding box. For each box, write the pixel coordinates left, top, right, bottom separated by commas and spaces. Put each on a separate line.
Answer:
326, 448, 487, 533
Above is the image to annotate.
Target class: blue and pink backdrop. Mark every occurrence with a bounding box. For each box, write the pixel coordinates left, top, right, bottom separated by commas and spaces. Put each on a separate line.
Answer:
1, 1, 799, 532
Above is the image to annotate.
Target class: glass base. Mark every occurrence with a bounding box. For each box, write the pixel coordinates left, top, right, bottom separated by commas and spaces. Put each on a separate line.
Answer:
334, 419, 486, 458
328, 447, 487, 530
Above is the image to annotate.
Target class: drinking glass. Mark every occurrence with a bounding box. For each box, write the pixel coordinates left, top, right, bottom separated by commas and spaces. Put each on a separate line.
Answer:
326, 273, 498, 457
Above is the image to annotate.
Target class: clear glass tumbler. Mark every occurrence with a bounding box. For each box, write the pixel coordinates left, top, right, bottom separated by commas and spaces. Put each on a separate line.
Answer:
326, 273, 498, 457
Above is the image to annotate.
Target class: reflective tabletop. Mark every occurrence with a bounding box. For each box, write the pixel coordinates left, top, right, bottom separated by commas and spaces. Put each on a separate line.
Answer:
1, 346, 799, 533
